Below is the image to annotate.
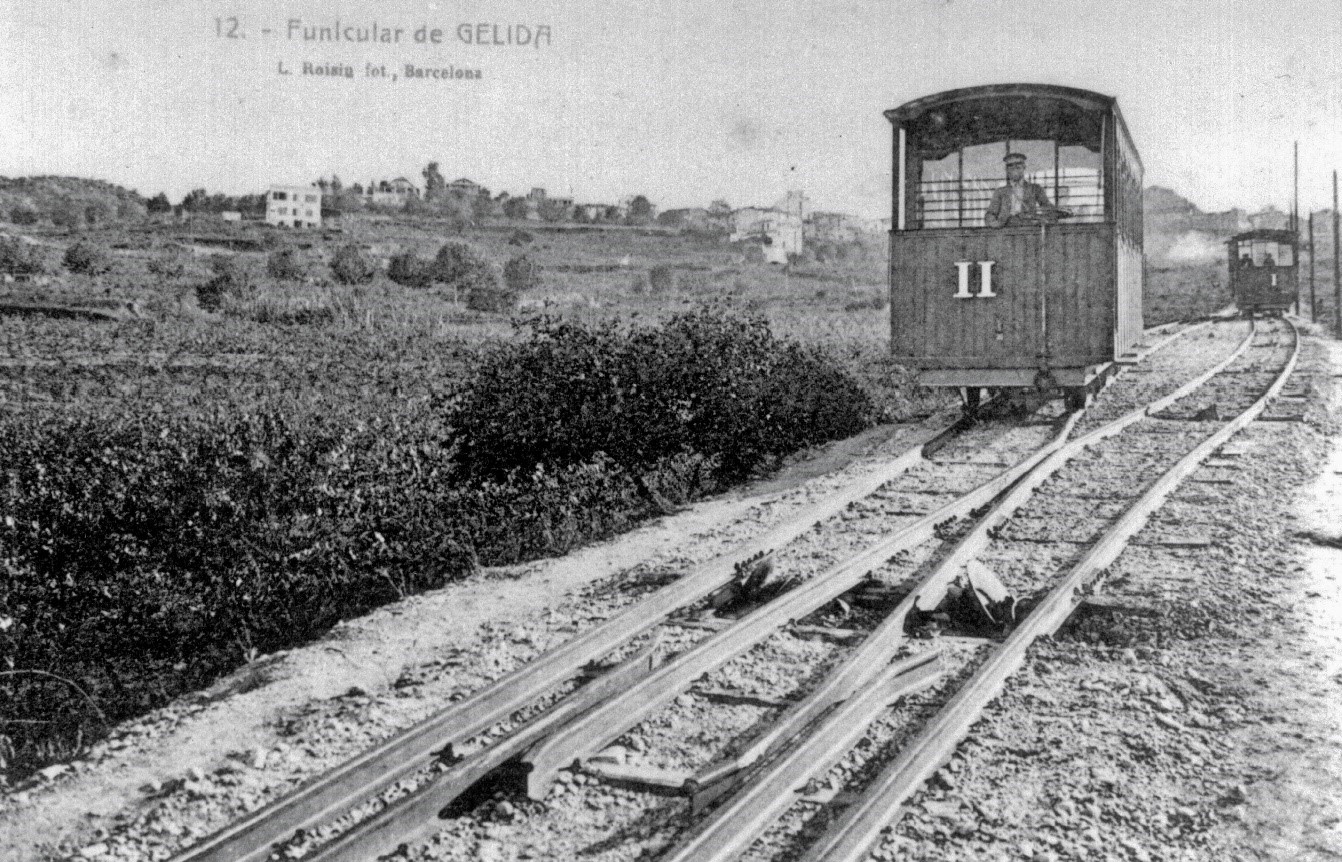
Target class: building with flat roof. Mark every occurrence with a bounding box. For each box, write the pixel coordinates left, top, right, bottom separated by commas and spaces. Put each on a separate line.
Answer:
266, 185, 321, 228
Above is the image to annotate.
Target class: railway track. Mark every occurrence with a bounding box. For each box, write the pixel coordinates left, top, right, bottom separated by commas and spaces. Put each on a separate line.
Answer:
159, 318, 1294, 862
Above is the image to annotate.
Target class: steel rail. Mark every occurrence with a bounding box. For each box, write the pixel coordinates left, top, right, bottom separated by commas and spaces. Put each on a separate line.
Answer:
518, 409, 1082, 797
678, 318, 1212, 814
903, 319, 1258, 617
171, 321, 1201, 862
656, 321, 1248, 861
515, 318, 1206, 802
664, 653, 946, 862
169, 414, 963, 862
802, 320, 1299, 862
304, 640, 666, 862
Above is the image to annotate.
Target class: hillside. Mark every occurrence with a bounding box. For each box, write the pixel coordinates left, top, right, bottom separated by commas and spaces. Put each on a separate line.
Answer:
1143, 186, 1247, 267
0, 176, 148, 230
1142, 186, 1246, 323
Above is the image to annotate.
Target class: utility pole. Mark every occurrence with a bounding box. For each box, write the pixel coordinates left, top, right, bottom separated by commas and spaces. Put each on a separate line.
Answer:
1293, 142, 1299, 233
1293, 142, 1299, 315
1309, 211, 1317, 322
1334, 170, 1341, 338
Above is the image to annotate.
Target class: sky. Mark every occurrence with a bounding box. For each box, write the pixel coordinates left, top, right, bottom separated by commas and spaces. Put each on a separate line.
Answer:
2, 0, 1342, 219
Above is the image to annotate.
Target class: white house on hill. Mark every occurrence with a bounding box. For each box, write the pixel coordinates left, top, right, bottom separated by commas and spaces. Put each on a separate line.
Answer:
266, 185, 321, 228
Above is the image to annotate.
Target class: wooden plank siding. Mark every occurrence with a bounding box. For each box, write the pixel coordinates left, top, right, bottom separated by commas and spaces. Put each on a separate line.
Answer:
890, 224, 1116, 371
1233, 266, 1298, 310
1115, 233, 1143, 356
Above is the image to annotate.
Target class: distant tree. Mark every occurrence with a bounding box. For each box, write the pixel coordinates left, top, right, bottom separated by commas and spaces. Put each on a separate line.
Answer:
503, 254, 542, 292
147, 246, 188, 281
146, 192, 172, 213
422, 162, 446, 201
50, 199, 85, 230
433, 241, 483, 284
181, 188, 210, 212
235, 193, 265, 216
330, 174, 343, 193
330, 244, 377, 285
387, 249, 434, 288
9, 203, 39, 225
350, 182, 364, 194
627, 195, 653, 222
63, 240, 113, 275
502, 197, 530, 220
197, 254, 254, 311
266, 247, 308, 281
0, 236, 48, 274
538, 199, 569, 222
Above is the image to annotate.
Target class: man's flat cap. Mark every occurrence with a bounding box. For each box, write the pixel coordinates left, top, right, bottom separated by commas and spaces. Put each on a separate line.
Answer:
1004, 152, 1027, 165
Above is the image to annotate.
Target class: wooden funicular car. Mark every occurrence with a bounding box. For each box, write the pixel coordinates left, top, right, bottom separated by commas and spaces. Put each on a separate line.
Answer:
1227, 229, 1298, 317
884, 84, 1144, 411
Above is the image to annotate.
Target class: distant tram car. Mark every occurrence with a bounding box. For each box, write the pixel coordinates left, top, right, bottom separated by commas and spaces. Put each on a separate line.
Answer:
885, 84, 1144, 411
1227, 229, 1297, 317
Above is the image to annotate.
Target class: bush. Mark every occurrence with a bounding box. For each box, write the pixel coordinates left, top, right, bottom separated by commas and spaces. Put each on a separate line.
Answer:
330, 243, 376, 285
147, 248, 188, 280
648, 265, 676, 294
0, 405, 710, 778
62, 240, 113, 275
266, 247, 309, 281
447, 309, 874, 485
433, 241, 509, 310
196, 254, 253, 312
433, 241, 490, 286
0, 236, 48, 275
503, 254, 542, 292
0, 408, 473, 775
9, 204, 39, 225
387, 250, 434, 288
463, 267, 516, 313
508, 228, 535, 246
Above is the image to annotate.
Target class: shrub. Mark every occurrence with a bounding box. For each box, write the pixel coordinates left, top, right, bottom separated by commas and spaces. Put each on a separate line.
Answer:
330, 243, 376, 285
648, 265, 676, 294
503, 254, 542, 292
433, 241, 490, 286
63, 240, 113, 275
9, 204, 39, 225
147, 248, 188, 280
447, 309, 874, 485
0, 404, 710, 778
508, 228, 535, 246
266, 247, 308, 281
196, 254, 253, 311
0, 236, 48, 275
433, 241, 509, 309
387, 249, 434, 288
463, 266, 516, 313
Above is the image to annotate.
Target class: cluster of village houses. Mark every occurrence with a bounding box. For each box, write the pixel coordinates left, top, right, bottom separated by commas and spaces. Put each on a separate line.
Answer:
260, 177, 884, 265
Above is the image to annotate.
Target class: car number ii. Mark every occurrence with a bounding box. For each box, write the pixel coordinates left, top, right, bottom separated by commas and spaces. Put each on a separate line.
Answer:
953, 261, 996, 299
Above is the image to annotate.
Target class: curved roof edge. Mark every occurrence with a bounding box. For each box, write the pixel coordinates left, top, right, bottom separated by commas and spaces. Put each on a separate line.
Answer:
883, 84, 1116, 122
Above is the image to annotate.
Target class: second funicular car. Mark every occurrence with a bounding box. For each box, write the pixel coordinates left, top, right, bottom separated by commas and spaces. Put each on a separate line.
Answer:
1227, 229, 1298, 317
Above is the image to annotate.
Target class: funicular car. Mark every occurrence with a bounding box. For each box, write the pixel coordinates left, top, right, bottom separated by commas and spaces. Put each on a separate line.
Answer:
884, 84, 1144, 411
1227, 229, 1298, 317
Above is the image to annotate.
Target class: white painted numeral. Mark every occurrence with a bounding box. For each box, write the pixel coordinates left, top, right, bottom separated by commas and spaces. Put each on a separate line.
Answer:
954, 261, 974, 298
954, 261, 996, 299
977, 261, 996, 298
